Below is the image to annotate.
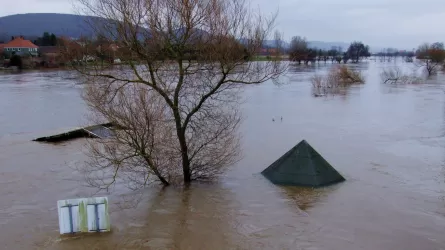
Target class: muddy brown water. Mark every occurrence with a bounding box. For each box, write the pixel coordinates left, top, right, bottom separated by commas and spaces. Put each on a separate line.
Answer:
1, 62, 445, 250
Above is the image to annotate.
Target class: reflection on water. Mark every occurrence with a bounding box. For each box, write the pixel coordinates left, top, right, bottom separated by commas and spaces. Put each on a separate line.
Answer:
280, 186, 333, 212
1, 62, 445, 249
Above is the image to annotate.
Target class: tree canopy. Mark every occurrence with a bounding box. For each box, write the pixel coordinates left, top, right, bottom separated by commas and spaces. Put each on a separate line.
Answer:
34, 32, 58, 46
346, 42, 370, 63
416, 42, 445, 76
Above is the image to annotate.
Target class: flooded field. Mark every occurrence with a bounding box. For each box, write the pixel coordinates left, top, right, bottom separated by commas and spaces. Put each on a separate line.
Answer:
1, 61, 445, 250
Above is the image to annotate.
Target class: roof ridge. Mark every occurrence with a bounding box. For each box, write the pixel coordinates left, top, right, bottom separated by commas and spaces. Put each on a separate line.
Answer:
302, 141, 319, 183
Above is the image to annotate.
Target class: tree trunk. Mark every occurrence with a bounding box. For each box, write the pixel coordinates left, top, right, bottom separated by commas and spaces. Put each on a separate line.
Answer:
173, 109, 192, 183
156, 172, 170, 186
182, 151, 192, 183
178, 130, 191, 183
142, 155, 170, 186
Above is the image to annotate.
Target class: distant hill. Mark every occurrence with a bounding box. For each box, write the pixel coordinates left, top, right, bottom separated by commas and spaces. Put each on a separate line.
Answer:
0, 13, 371, 52
0, 13, 96, 41
0, 13, 197, 42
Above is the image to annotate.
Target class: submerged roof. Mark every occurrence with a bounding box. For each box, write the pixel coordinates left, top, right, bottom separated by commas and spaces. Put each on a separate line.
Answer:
33, 123, 115, 143
261, 140, 345, 187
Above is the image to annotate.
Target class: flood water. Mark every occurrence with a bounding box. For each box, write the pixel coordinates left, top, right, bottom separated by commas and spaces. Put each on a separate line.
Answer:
1, 61, 445, 250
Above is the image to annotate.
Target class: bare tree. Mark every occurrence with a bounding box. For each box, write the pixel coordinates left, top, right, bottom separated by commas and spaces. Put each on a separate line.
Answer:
380, 67, 405, 84
81, 85, 176, 188
71, 0, 285, 186
346, 41, 370, 63
380, 67, 423, 85
289, 36, 309, 64
415, 42, 445, 77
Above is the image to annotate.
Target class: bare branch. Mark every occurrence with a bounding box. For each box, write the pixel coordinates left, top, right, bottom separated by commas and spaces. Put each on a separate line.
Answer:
380, 67, 424, 85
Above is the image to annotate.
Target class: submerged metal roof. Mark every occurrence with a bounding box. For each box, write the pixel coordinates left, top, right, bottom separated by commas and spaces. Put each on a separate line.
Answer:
261, 140, 345, 187
33, 123, 115, 143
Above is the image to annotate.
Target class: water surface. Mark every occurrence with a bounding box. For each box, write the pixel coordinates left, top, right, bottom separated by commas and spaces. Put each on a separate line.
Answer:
0, 62, 444, 249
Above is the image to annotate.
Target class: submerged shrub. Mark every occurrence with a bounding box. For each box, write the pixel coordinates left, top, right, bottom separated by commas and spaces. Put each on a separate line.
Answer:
380, 67, 423, 84
311, 65, 364, 96
330, 65, 364, 85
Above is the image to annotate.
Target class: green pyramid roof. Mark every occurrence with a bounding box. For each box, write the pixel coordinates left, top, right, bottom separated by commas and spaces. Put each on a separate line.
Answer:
261, 140, 345, 187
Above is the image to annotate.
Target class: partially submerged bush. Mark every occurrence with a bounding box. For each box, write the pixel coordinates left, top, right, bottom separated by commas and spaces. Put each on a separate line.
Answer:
330, 65, 364, 85
311, 75, 342, 96
380, 67, 423, 84
311, 65, 364, 96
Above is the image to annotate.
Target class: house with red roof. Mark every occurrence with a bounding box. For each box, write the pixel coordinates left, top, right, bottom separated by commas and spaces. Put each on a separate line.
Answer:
3, 36, 39, 57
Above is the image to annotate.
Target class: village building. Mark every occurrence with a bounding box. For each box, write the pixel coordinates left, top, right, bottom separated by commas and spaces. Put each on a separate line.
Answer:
2, 36, 39, 57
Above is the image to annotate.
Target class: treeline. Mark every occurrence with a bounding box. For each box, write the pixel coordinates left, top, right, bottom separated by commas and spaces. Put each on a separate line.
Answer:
373, 48, 415, 62
374, 49, 415, 58
288, 36, 370, 64
33, 32, 58, 46
414, 42, 445, 76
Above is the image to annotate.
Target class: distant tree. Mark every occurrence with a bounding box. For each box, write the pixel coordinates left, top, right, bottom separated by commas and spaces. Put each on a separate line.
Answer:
317, 49, 323, 62
42, 32, 51, 46
328, 46, 343, 63
405, 50, 415, 62
94, 34, 109, 45
50, 34, 57, 46
387, 48, 398, 61
94, 34, 113, 63
377, 48, 400, 62
342, 53, 350, 64
375, 48, 416, 63
346, 41, 370, 63
34, 32, 58, 46
9, 53, 22, 69
416, 42, 445, 76
320, 49, 329, 63
335, 56, 342, 63
289, 36, 309, 64
328, 49, 336, 62
432, 42, 444, 49
377, 49, 386, 62
305, 48, 317, 64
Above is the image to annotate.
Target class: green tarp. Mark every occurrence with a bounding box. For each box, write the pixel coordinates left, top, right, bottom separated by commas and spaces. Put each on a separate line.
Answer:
261, 140, 345, 187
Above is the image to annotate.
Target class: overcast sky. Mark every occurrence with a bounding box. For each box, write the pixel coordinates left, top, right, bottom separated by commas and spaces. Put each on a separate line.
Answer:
2, 0, 445, 49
